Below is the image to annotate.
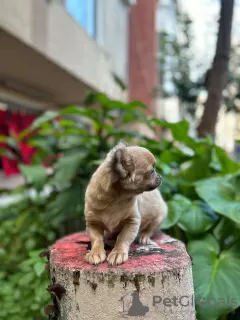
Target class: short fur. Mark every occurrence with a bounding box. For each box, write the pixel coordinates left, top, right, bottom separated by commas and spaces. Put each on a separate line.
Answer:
84, 142, 168, 265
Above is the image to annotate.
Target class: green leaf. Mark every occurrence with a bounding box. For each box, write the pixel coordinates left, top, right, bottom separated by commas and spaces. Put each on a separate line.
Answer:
58, 119, 75, 127
152, 119, 190, 142
84, 92, 110, 106
213, 146, 240, 174
51, 150, 86, 188
181, 149, 212, 182
195, 176, 240, 224
156, 161, 172, 175
209, 148, 223, 171
151, 118, 213, 155
30, 111, 59, 130
60, 105, 88, 115
83, 92, 98, 105
19, 164, 47, 191
162, 195, 191, 229
128, 100, 146, 109
28, 135, 55, 154
47, 180, 86, 225
178, 201, 219, 235
5, 137, 19, 150
188, 235, 240, 320
33, 262, 45, 277
18, 273, 35, 286
60, 106, 100, 124
0, 149, 17, 159
213, 217, 240, 247
159, 148, 191, 166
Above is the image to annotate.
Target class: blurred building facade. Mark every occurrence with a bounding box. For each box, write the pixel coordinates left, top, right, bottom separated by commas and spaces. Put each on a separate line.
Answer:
0, 0, 158, 186
0, 0, 132, 114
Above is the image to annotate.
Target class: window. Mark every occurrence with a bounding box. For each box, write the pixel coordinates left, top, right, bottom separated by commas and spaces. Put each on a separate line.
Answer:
65, 0, 96, 37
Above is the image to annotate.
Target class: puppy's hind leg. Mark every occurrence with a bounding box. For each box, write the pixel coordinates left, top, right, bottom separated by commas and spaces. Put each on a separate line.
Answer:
138, 209, 167, 245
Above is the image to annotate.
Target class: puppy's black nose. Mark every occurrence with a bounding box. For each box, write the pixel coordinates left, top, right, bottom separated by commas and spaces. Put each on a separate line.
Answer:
157, 175, 162, 185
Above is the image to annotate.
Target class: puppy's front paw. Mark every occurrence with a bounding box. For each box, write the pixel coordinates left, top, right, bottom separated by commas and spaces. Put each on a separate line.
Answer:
138, 234, 156, 245
85, 250, 106, 265
107, 249, 128, 265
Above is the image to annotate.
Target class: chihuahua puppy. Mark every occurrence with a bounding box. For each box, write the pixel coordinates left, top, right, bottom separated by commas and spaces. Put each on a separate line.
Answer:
84, 141, 168, 265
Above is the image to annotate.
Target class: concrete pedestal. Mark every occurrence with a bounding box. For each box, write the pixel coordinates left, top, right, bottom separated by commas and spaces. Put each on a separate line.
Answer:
48, 232, 196, 320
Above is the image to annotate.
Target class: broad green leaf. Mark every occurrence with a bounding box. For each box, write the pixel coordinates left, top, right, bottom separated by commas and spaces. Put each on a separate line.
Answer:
58, 119, 75, 127
181, 149, 212, 182
195, 176, 240, 224
188, 235, 240, 320
28, 135, 55, 154
33, 262, 45, 277
5, 136, 19, 149
47, 181, 85, 225
128, 100, 146, 109
19, 164, 47, 191
84, 92, 109, 106
105, 100, 129, 110
83, 92, 98, 105
214, 146, 240, 174
141, 139, 173, 154
122, 111, 146, 124
151, 118, 213, 155
30, 111, 59, 130
156, 161, 172, 175
209, 148, 222, 171
213, 217, 240, 247
61, 105, 97, 118
209, 146, 240, 174
152, 119, 190, 143
51, 151, 86, 188
159, 148, 191, 166
60, 106, 100, 125
161, 195, 191, 229
28, 250, 45, 258
178, 201, 219, 234
18, 273, 35, 286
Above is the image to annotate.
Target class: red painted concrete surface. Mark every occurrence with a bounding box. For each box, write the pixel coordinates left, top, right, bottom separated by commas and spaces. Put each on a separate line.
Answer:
50, 232, 191, 274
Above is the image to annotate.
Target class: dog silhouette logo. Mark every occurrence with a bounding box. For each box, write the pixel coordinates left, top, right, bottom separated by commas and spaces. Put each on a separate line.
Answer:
120, 291, 149, 317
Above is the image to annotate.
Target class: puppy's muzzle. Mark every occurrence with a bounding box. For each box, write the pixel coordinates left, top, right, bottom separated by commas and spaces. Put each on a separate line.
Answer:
157, 175, 162, 186
147, 175, 162, 191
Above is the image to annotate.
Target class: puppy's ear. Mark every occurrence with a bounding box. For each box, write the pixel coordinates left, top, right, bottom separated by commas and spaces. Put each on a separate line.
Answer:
106, 141, 134, 179
115, 139, 128, 148
113, 147, 134, 179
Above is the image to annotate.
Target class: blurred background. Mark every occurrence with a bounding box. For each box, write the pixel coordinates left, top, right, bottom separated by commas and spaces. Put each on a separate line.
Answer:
0, 0, 240, 189
0, 1, 240, 320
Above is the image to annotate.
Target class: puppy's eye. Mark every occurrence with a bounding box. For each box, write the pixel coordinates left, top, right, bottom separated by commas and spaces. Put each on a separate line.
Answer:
150, 168, 155, 175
